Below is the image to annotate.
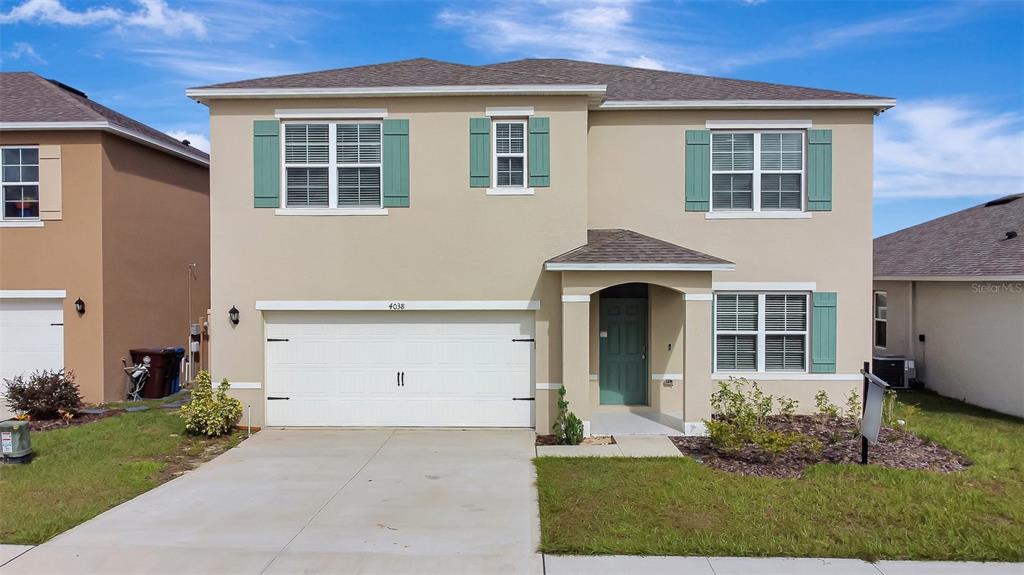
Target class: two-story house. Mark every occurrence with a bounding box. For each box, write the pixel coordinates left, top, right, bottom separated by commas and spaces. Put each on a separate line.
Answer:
187, 59, 893, 434
0, 72, 210, 416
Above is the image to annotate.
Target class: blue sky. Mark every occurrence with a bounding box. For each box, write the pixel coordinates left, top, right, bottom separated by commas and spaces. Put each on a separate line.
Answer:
1, 0, 1021, 236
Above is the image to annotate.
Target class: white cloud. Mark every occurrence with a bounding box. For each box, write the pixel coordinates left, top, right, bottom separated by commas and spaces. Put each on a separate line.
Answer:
131, 46, 298, 83
875, 100, 1024, 199
0, 0, 206, 37
2, 41, 47, 64
165, 130, 210, 153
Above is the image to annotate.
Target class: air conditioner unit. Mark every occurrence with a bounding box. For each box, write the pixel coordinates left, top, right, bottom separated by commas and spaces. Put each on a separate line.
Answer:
872, 356, 917, 389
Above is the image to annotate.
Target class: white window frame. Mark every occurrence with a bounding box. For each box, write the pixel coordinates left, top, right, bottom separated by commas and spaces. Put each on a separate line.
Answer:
492, 119, 528, 189
709, 130, 805, 213
714, 291, 810, 374
874, 290, 887, 349
280, 121, 383, 211
1, 145, 40, 221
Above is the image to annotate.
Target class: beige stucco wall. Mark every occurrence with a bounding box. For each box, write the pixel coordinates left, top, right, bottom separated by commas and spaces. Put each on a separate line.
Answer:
873, 280, 913, 357
100, 133, 211, 400
911, 280, 1023, 418
0, 131, 106, 402
206, 96, 590, 419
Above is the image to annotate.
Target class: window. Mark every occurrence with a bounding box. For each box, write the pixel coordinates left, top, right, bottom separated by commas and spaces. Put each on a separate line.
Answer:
874, 291, 887, 348
494, 120, 526, 188
715, 292, 808, 372
2, 147, 40, 220
283, 122, 381, 209
711, 132, 804, 212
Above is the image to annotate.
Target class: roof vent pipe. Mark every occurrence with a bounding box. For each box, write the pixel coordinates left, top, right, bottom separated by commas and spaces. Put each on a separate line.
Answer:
1003, 231, 1018, 241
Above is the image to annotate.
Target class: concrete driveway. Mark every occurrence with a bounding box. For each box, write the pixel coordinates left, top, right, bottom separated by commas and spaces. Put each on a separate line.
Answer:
5, 428, 541, 574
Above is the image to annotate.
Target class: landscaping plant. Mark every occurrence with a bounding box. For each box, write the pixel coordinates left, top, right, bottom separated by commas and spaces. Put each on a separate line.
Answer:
552, 385, 584, 445
814, 389, 841, 418
179, 370, 242, 437
704, 378, 818, 460
3, 369, 83, 420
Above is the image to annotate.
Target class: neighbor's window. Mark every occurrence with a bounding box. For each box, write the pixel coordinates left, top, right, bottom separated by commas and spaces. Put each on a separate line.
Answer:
494, 120, 526, 187
874, 291, 887, 348
715, 292, 808, 372
711, 132, 804, 212
283, 122, 382, 209
2, 147, 40, 220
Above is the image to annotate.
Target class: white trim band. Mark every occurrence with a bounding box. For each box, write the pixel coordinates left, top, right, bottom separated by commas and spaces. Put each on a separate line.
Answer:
0, 220, 44, 228
875, 275, 1024, 282
684, 293, 713, 301
188, 84, 606, 100
274, 208, 389, 216
256, 300, 541, 311
546, 262, 735, 271
274, 108, 388, 119
705, 211, 811, 220
485, 106, 534, 117
706, 119, 812, 129
600, 99, 896, 110
0, 121, 208, 165
0, 290, 67, 299
713, 282, 817, 291
561, 295, 591, 303
712, 372, 863, 381
651, 373, 683, 380
536, 383, 561, 390
224, 381, 262, 390
486, 187, 535, 196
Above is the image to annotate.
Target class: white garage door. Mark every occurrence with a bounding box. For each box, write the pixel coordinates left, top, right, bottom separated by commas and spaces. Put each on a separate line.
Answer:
0, 298, 65, 410
264, 311, 534, 427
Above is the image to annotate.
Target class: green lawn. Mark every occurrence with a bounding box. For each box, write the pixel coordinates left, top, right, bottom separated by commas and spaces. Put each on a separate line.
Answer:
0, 400, 242, 545
535, 392, 1024, 561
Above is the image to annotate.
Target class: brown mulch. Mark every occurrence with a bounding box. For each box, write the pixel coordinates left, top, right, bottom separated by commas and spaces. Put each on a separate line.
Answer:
670, 415, 970, 478
25, 409, 124, 432
536, 434, 616, 446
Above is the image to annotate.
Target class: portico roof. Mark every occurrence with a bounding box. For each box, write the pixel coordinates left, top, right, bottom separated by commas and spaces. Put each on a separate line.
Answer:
545, 229, 734, 271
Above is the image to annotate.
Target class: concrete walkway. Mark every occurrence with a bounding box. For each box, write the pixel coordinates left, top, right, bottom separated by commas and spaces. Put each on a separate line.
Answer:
536, 435, 682, 457
544, 555, 1022, 574
4, 428, 541, 574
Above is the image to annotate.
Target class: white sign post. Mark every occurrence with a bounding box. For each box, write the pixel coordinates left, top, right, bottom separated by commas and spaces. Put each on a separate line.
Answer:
859, 361, 890, 464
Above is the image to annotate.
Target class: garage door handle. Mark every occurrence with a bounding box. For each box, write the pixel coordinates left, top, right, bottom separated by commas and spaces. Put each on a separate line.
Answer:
50, 323, 64, 326
512, 397, 535, 401
267, 338, 289, 342
267, 396, 290, 400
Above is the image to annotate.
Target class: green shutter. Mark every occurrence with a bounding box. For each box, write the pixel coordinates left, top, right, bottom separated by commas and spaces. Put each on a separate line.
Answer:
469, 117, 490, 187
253, 120, 280, 208
685, 130, 710, 211
382, 119, 410, 208
807, 129, 833, 211
811, 292, 837, 373
528, 116, 550, 187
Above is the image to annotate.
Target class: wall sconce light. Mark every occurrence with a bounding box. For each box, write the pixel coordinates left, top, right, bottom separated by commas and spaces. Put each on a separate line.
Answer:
228, 305, 240, 325
74, 298, 85, 315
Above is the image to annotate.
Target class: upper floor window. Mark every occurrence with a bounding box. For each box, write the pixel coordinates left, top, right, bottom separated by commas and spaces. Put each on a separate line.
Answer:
494, 120, 526, 188
715, 292, 808, 372
874, 291, 887, 348
2, 147, 40, 220
711, 131, 803, 212
283, 122, 381, 209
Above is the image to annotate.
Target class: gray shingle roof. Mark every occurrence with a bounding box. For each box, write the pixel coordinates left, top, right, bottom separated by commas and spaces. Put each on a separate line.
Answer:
548, 229, 733, 267
488, 59, 886, 102
874, 194, 1024, 277
0, 72, 208, 161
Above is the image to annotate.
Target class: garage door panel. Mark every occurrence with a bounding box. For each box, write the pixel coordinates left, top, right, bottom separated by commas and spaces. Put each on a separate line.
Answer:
265, 311, 534, 427
0, 299, 64, 406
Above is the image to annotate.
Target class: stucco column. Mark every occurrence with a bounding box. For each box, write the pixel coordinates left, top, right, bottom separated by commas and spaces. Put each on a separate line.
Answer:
683, 293, 713, 434
561, 294, 592, 434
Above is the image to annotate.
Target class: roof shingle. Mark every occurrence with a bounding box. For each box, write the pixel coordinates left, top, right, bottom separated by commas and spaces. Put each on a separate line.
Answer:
548, 229, 733, 267
874, 195, 1024, 277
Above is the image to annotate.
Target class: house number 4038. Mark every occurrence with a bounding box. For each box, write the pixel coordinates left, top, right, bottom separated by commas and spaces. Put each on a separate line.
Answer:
387, 302, 406, 311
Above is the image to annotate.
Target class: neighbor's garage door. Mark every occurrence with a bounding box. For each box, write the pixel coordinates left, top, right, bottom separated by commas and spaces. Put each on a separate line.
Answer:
0, 298, 64, 400
264, 311, 534, 427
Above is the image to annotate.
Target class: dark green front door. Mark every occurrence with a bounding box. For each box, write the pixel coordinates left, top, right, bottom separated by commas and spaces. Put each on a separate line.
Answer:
599, 297, 648, 405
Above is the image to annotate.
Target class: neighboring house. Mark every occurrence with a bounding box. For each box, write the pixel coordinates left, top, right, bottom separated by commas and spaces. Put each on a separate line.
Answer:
187, 58, 893, 434
0, 72, 210, 416
874, 194, 1024, 419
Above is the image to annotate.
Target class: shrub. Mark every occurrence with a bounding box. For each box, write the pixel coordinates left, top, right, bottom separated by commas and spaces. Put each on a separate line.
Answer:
776, 396, 799, 417
552, 385, 584, 445
179, 370, 242, 437
3, 369, 83, 419
814, 390, 840, 418
705, 378, 811, 460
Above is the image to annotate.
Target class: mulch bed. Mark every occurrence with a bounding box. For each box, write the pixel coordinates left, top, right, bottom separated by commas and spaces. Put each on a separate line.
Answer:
25, 409, 123, 432
536, 434, 616, 446
671, 415, 970, 478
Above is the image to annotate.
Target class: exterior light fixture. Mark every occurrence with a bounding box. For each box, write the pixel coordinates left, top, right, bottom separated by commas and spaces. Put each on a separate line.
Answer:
228, 305, 240, 325
74, 298, 85, 314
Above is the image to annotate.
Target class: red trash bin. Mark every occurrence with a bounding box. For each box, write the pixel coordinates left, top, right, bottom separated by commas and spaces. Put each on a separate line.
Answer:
129, 348, 176, 399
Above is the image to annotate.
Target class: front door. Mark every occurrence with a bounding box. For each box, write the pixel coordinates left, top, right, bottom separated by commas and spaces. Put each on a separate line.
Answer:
599, 298, 648, 405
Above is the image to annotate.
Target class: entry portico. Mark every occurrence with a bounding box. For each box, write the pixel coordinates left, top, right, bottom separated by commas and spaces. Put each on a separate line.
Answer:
545, 229, 735, 435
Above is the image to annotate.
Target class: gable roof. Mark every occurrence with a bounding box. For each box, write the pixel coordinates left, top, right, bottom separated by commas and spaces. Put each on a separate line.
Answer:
874, 194, 1024, 279
0, 72, 208, 166
187, 57, 893, 111
546, 229, 734, 271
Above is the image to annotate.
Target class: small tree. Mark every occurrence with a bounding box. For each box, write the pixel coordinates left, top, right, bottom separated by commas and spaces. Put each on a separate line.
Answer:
4, 369, 83, 419
552, 385, 584, 445
179, 370, 242, 436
